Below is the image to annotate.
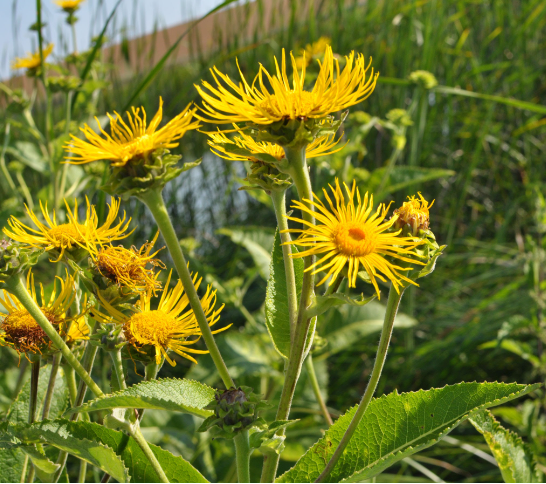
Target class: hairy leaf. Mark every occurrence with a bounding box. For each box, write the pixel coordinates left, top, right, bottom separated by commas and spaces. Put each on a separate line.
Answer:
278, 382, 540, 483
265, 230, 317, 359
0, 447, 26, 482
68, 378, 215, 419
469, 410, 542, 483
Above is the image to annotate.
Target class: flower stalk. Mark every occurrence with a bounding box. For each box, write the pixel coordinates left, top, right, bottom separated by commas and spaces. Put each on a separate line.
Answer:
261, 146, 316, 483
137, 187, 234, 389
5, 275, 104, 399
315, 283, 405, 482
234, 431, 251, 483
305, 354, 333, 426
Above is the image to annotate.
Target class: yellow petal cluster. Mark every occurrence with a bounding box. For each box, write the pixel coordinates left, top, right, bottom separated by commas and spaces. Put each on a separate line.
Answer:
394, 192, 434, 233
65, 98, 200, 167
54, 0, 85, 12
283, 179, 424, 297
3, 197, 131, 262
207, 125, 346, 162
196, 45, 378, 125
92, 271, 229, 365
294, 36, 332, 69
11, 44, 54, 71
0, 271, 87, 355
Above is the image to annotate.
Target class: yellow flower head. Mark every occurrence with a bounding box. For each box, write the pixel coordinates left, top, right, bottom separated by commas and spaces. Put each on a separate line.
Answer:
92, 270, 229, 366
64, 98, 201, 167
3, 197, 131, 262
207, 124, 346, 162
393, 193, 434, 235
283, 179, 424, 297
54, 0, 85, 12
195, 45, 378, 125
294, 36, 332, 69
0, 271, 86, 355
90, 232, 165, 294
11, 44, 54, 71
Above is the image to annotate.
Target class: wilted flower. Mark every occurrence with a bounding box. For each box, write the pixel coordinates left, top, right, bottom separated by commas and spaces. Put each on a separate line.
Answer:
394, 193, 434, 235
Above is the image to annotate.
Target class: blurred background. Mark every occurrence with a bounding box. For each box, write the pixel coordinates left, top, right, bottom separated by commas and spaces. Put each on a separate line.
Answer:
1, 0, 545, 481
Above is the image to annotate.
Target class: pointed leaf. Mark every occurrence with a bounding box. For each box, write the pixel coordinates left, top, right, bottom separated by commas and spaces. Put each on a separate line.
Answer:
11, 420, 129, 482
21, 445, 60, 482
265, 230, 316, 359
277, 382, 541, 483
68, 378, 215, 419
469, 410, 542, 483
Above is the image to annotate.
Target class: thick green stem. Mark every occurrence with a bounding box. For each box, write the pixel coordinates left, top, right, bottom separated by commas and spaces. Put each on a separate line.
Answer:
78, 461, 87, 483
110, 349, 127, 390
129, 424, 169, 483
64, 364, 78, 406
270, 189, 298, 344
262, 147, 315, 483
6, 275, 103, 398
138, 188, 234, 389
305, 355, 333, 426
315, 284, 404, 482
42, 354, 62, 419
234, 431, 251, 483
23, 359, 40, 483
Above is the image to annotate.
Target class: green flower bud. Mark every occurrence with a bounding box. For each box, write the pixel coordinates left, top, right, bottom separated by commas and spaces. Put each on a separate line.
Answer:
408, 70, 438, 89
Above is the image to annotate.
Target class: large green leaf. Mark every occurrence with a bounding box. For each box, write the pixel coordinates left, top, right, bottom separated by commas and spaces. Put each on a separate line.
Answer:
0, 447, 26, 482
218, 226, 275, 279
7, 364, 68, 425
10, 420, 129, 482
68, 378, 215, 419
469, 410, 542, 483
21, 445, 60, 482
277, 382, 540, 483
265, 231, 316, 359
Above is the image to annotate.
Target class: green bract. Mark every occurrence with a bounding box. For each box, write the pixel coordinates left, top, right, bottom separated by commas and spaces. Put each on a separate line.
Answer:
0, 239, 43, 288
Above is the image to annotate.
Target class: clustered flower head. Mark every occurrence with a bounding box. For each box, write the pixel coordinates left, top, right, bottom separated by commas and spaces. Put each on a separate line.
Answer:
195, 45, 378, 126
284, 179, 425, 297
65, 98, 200, 167
11, 44, 54, 72
3, 197, 131, 262
207, 125, 346, 162
394, 192, 434, 235
92, 271, 228, 366
0, 271, 87, 356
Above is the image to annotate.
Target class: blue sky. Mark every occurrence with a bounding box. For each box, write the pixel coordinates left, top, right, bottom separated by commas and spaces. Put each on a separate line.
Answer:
2, 0, 226, 79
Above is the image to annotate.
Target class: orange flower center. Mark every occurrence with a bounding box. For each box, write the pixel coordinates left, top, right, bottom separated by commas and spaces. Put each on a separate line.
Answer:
333, 222, 377, 257
2, 308, 59, 352
124, 310, 178, 347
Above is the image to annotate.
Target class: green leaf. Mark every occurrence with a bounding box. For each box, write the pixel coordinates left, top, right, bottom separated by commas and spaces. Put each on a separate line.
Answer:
11, 420, 129, 482
416, 244, 446, 279
306, 293, 376, 320
68, 378, 215, 419
51, 419, 207, 483
265, 230, 314, 359
0, 447, 26, 482
317, 302, 416, 359
218, 226, 275, 279
479, 339, 541, 368
21, 445, 60, 482
469, 410, 542, 483
5, 141, 47, 172
7, 364, 68, 426
277, 382, 541, 483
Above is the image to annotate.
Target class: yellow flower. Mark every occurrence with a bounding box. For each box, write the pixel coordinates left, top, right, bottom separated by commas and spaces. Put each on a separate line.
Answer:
11, 44, 54, 71
0, 271, 85, 355
66, 315, 90, 343
294, 36, 332, 69
207, 124, 346, 162
394, 193, 434, 234
92, 271, 228, 365
64, 98, 201, 167
90, 232, 165, 294
3, 197, 131, 262
54, 0, 85, 12
283, 179, 424, 297
195, 45, 378, 125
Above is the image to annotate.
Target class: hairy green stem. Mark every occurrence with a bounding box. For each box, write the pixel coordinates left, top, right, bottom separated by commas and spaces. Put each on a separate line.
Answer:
23, 359, 40, 483
129, 424, 169, 483
305, 355, 333, 426
110, 349, 127, 390
138, 188, 234, 389
234, 431, 251, 483
262, 147, 316, 483
64, 364, 78, 406
6, 275, 103, 399
270, 189, 298, 344
315, 284, 404, 482
78, 461, 87, 483
42, 354, 62, 419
